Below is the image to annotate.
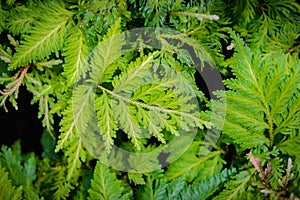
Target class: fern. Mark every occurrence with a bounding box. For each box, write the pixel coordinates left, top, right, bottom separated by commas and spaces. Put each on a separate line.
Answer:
88, 17, 124, 83
0, 5, 8, 34
278, 135, 300, 180
135, 168, 236, 200
165, 141, 223, 182
63, 18, 211, 155
135, 170, 167, 200
56, 100, 88, 180
6, 3, 39, 36
179, 168, 237, 200
96, 51, 210, 150
88, 161, 132, 200
0, 165, 23, 200
62, 27, 89, 86
0, 142, 41, 200
212, 31, 300, 149
213, 170, 252, 200
0, 0, 299, 199
9, 1, 73, 70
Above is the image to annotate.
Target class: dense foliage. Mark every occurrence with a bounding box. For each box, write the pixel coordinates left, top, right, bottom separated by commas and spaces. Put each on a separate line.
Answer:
0, 0, 299, 199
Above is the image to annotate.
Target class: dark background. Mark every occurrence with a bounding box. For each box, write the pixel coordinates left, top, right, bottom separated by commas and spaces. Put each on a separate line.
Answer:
0, 86, 43, 154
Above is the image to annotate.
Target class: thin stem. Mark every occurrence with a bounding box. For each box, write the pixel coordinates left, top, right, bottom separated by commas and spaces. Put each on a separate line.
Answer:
170, 11, 219, 21
0, 64, 30, 96
97, 84, 211, 128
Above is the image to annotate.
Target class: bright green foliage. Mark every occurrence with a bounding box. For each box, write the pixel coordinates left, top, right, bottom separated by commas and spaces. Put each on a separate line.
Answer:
0, 165, 23, 200
0, 142, 41, 200
213, 170, 253, 200
165, 141, 224, 182
212, 31, 300, 149
88, 161, 132, 200
179, 168, 237, 200
0, 0, 299, 199
62, 27, 89, 86
9, 1, 73, 70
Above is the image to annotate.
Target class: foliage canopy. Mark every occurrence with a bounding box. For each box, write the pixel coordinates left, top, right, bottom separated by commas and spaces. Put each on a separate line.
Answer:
0, 0, 299, 199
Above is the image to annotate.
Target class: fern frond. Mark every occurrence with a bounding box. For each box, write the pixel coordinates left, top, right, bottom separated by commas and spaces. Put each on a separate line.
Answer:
62, 27, 89, 86
213, 170, 252, 200
112, 53, 156, 95
128, 172, 146, 185
1, 143, 25, 186
35, 163, 73, 200
136, 169, 235, 200
164, 177, 185, 199
37, 95, 55, 138
271, 60, 300, 135
90, 17, 124, 83
263, 23, 300, 56
165, 142, 223, 182
56, 96, 89, 180
213, 31, 299, 149
0, 165, 23, 200
232, 0, 259, 26
157, 32, 214, 69
95, 92, 118, 151
88, 161, 132, 200
179, 168, 237, 200
95, 51, 210, 150
0, 5, 8, 34
51, 172, 74, 200
135, 170, 166, 200
9, 1, 73, 70
65, 137, 86, 181
0, 142, 41, 199
56, 103, 77, 152
7, 3, 39, 36
211, 93, 270, 149
56, 83, 94, 151
278, 136, 300, 159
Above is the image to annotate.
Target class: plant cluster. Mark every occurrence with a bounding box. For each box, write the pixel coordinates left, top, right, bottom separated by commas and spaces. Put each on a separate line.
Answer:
0, 0, 299, 199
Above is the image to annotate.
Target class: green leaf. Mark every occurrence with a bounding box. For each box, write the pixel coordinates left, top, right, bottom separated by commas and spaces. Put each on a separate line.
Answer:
95, 92, 118, 151
88, 162, 132, 200
128, 172, 146, 185
277, 135, 300, 159
212, 31, 299, 149
9, 2, 73, 70
62, 27, 89, 86
179, 168, 237, 200
165, 142, 223, 182
0, 5, 9, 34
213, 170, 252, 200
0, 165, 23, 200
90, 17, 124, 83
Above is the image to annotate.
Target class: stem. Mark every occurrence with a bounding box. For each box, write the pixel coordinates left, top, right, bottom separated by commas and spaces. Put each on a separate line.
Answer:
97, 84, 211, 128
170, 11, 219, 21
0, 64, 30, 95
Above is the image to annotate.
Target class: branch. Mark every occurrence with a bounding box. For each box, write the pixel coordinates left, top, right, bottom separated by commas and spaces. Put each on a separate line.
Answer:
97, 84, 211, 128
0, 64, 30, 96
170, 11, 219, 21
